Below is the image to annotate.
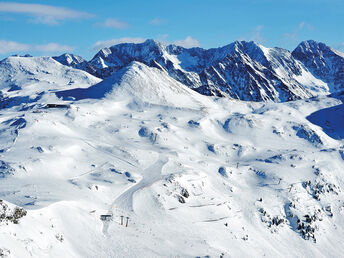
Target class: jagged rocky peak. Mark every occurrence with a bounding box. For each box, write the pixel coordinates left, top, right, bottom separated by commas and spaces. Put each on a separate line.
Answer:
98, 47, 112, 58
170, 40, 267, 70
292, 40, 334, 66
90, 39, 166, 69
140, 39, 166, 50
292, 40, 344, 89
293, 40, 326, 55
292, 40, 344, 59
232, 40, 267, 60
231, 41, 302, 74
53, 53, 85, 67
110, 39, 166, 61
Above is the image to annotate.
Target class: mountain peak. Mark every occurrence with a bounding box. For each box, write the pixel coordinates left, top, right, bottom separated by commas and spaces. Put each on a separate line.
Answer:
295, 40, 344, 59
294, 40, 329, 53
234, 40, 262, 48
142, 39, 165, 47
53, 53, 85, 66
105, 39, 166, 54
230, 40, 268, 63
292, 39, 344, 59
292, 40, 344, 91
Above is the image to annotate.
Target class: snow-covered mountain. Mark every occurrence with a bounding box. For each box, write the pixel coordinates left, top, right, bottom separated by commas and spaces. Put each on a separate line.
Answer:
56, 61, 213, 108
53, 39, 344, 102
0, 56, 100, 91
1, 40, 344, 257
292, 40, 344, 92
0, 56, 101, 109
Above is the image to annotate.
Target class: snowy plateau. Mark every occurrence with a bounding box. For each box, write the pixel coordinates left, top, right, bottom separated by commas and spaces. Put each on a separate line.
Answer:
0, 39, 344, 257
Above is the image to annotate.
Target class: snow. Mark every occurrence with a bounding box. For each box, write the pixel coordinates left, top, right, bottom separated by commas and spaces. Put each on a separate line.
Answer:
332, 48, 344, 59
56, 62, 212, 109
293, 64, 329, 94
0, 54, 344, 257
0, 56, 101, 98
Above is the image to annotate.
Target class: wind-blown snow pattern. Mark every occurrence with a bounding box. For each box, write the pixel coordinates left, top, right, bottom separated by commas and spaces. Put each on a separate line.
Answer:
0, 41, 344, 257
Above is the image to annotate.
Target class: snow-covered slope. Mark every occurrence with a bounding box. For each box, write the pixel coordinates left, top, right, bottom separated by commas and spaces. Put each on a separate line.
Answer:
0, 56, 101, 109
56, 62, 212, 108
1, 39, 344, 257
1, 53, 344, 256
0, 56, 101, 91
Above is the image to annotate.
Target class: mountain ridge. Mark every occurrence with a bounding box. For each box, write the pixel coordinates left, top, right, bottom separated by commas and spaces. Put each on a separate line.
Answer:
50, 39, 342, 102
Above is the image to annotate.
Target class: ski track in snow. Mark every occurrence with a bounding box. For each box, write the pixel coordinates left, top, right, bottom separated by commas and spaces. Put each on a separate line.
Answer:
110, 155, 168, 212
102, 155, 168, 235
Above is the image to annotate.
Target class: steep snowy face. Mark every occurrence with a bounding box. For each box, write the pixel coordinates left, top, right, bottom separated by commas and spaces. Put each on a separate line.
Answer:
86, 40, 328, 102
292, 40, 344, 91
0, 56, 101, 109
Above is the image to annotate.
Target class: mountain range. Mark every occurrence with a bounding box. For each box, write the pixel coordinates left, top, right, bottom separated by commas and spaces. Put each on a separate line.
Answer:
51, 39, 344, 102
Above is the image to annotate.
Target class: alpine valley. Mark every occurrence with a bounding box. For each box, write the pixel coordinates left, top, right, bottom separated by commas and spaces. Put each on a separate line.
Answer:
0, 39, 344, 257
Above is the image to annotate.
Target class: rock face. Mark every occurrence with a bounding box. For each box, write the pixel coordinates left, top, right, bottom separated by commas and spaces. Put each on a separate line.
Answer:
292, 40, 344, 91
52, 39, 344, 102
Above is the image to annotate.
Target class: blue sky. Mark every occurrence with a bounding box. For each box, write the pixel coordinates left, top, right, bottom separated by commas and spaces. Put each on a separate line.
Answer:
0, 0, 343, 60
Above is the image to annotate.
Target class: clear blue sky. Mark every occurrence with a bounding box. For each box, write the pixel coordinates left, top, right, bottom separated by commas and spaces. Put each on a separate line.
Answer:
0, 0, 343, 60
